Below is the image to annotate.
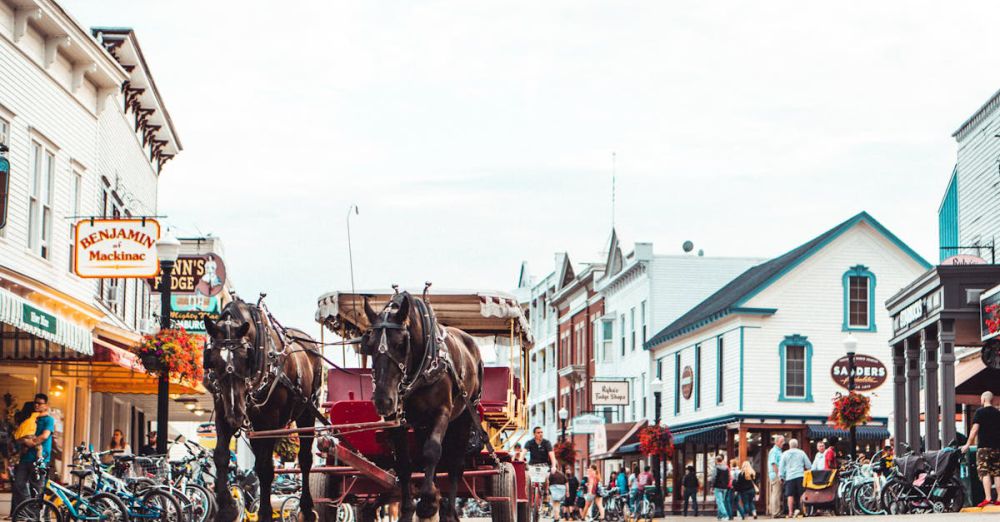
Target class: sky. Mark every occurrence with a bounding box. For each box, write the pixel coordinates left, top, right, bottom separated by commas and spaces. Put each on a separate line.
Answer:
64, 0, 1000, 330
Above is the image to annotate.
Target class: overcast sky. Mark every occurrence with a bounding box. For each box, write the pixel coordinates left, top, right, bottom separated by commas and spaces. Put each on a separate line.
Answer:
65, 1, 1000, 331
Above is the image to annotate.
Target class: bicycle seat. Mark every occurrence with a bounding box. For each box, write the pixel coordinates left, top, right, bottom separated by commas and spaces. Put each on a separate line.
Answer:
113, 454, 135, 462
70, 469, 95, 479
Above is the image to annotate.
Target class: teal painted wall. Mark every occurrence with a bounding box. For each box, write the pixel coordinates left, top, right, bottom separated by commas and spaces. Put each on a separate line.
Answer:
939, 169, 959, 261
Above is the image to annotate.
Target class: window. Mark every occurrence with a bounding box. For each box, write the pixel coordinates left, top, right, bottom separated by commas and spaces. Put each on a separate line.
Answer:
630, 308, 636, 351
842, 265, 876, 332
674, 353, 681, 415
28, 142, 54, 258
593, 320, 600, 363
641, 300, 647, 345
68, 170, 81, 272
620, 315, 626, 356
641, 373, 646, 418
717, 336, 724, 405
779, 334, 814, 401
694, 344, 701, 410
602, 319, 613, 361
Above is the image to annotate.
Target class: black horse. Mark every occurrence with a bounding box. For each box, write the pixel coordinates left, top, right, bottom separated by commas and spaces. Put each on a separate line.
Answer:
362, 291, 485, 522
204, 297, 324, 522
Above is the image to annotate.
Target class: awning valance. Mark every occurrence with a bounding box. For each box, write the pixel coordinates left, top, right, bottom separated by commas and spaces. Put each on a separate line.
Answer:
673, 426, 728, 445
807, 425, 890, 442
0, 287, 92, 355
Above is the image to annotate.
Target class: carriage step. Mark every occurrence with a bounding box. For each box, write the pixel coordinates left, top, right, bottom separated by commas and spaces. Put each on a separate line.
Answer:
328, 441, 397, 489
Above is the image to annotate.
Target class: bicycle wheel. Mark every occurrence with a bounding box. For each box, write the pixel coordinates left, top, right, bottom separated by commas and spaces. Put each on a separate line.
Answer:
880, 479, 908, 515
230, 485, 247, 521
185, 484, 213, 522
13, 498, 64, 522
89, 492, 130, 522
853, 481, 884, 515
140, 488, 184, 522
279, 496, 300, 522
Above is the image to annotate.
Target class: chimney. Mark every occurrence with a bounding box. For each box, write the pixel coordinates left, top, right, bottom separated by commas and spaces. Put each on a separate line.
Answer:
634, 242, 653, 262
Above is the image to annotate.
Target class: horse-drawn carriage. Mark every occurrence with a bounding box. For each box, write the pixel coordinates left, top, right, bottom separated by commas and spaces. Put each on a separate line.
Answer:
246, 288, 533, 522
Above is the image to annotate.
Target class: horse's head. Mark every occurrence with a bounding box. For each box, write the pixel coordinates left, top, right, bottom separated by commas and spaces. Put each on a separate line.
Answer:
204, 309, 253, 428
362, 293, 412, 417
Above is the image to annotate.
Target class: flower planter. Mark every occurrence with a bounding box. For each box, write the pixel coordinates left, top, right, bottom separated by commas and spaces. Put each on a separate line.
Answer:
140, 354, 163, 373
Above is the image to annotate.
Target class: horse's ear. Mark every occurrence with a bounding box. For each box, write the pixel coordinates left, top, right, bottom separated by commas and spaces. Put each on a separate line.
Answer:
363, 297, 378, 325
204, 317, 219, 338
394, 293, 410, 323
236, 321, 251, 339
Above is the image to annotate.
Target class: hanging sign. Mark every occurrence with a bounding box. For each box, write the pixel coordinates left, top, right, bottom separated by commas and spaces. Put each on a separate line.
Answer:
592, 381, 629, 406
681, 366, 694, 400
981, 284, 1000, 343
74, 219, 160, 278
572, 414, 605, 435
22, 303, 57, 335
149, 253, 227, 296
830, 354, 887, 391
157, 294, 220, 333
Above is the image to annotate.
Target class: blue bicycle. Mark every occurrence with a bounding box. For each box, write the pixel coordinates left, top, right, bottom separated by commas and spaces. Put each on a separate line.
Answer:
11, 458, 128, 522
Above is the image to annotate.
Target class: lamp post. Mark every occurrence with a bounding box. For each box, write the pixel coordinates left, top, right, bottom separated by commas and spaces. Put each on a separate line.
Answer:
558, 406, 569, 442
843, 333, 859, 461
650, 377, 664, 516
155, 231, 180, 454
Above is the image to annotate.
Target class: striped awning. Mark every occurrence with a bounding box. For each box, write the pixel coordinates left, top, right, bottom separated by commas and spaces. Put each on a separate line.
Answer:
807, 425, 890, 442
673, 425, 728, 445
0, 287, 92, 356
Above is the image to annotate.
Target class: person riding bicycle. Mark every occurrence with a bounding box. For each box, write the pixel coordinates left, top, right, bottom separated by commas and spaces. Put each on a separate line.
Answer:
525, 427, 558, 517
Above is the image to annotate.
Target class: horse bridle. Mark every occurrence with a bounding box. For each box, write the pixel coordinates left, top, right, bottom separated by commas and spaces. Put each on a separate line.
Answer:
368, 307, 413, 392
204, 316, 254, 393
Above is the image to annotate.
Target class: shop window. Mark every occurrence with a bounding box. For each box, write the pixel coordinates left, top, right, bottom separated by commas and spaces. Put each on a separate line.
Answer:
28, 141, 55, 259
842, 265, 876, 332
779, 334, 814, 402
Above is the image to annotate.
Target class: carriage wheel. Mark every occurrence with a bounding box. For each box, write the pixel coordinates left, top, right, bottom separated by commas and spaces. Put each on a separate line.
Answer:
490, 462, 516, 522
308, 471, 332, 520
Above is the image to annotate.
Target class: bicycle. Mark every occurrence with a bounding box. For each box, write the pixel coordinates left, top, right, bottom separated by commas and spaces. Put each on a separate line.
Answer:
601, 488, 626, 522
12, 458, 129, 522
77, 446, 184, 522
632, 486, 656, 522
527, 464, 550, 522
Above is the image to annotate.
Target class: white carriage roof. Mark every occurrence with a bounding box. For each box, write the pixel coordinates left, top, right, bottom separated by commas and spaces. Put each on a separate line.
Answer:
316, 288, 533, 344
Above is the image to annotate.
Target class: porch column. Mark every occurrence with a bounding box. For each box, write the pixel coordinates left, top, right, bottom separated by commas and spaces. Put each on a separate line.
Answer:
938, 318, 957, 445
738, 424, 748, 463
905, 335, 921, 450
922, 326, 940, 450
892, 342, 906, 453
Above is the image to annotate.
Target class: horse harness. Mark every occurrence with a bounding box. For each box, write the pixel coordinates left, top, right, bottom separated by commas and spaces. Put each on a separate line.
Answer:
206, 300, 329, 433
369, 294, 495, 459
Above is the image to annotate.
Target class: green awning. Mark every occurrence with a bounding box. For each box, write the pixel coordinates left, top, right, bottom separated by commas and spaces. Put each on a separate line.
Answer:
0, 287, 92, 355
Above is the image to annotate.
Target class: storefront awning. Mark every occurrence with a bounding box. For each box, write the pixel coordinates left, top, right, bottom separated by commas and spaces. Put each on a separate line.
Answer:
0, 287, 92, 356
89, 339, 206, 395
673, 425, 728, 445
591, 420, 647, 460
618, 442, 641, 454
807, 425, 890, 442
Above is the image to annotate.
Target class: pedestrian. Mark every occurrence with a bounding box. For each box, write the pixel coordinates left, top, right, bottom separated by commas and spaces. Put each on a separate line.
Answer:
582, 463, 605, 521
138, 431, 157, 456
102, 428, 130, 464
962, 390, 1000, 507
577, 476, 588, 519
513, 442, 524, 462
10, 394, 53, 519
550, 467, 568, 521
728, 458, 740, 519
733, 461, 758, 520
564, 467, 581, 520
708, 454, 731, 520
767, 435, 785, 517
615, 465, 629, 518
628, 463, 640, 516
810, 441, 828, 471
778, 438, 811, 518
682, 464, 700, 517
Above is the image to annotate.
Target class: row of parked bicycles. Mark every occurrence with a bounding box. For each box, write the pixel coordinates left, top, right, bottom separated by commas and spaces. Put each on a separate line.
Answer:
10, 437, 301, 522
812, 438, 966, 516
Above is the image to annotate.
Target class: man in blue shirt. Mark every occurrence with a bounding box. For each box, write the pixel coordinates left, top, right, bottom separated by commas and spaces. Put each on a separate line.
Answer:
778, 438, 811, 518
767, 435, 784, 516
11, 393, 54, 514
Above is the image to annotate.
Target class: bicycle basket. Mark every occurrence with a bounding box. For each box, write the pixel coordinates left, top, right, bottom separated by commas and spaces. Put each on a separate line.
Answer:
894, 455, 926, 483
528, 465, 549, 484
133, 456, 170, 481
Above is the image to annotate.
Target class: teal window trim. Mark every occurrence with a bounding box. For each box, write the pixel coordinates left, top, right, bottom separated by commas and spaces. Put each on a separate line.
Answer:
674, 353, 681, 416
778, 334, 813, 402
738, 327, 745, 412
716, 336, 724, 406
842, 265, 877, 332
694, 344, 701, 410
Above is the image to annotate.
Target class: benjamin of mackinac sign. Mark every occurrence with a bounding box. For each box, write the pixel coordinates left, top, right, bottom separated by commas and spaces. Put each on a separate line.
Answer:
74, 219, 161, 278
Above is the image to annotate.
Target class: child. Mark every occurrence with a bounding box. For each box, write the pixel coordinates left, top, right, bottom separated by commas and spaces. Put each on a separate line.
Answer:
13, 401, 43, 462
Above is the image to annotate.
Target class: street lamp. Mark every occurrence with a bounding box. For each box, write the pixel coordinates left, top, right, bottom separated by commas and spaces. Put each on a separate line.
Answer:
649, 377, 665, 516
558, 406, 569, 442
843, 332, 859, 461
155, 231, 180, 454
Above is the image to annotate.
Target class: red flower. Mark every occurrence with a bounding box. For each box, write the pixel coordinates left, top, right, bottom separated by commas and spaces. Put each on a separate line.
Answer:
554, 440, 576, 466
639, 425, 674, 458
829, 391, 871, 430
131, 329, 204, 384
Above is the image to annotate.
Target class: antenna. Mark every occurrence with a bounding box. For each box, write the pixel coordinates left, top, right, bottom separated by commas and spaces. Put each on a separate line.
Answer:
611, 151, 616, 228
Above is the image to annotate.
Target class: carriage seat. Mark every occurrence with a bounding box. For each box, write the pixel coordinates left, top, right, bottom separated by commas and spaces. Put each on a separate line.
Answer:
480, 366, 512, 413
326, 368, 373, 403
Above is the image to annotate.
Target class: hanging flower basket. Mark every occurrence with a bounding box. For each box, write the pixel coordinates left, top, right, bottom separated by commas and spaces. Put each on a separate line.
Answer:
829, 391, 872, 430
131, 328, 204, 384
639, 424, 674, 458
554, 440, 576, 466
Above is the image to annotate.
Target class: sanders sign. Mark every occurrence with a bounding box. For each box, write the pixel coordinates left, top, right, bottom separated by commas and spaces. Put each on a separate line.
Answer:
75, 219, 160, 278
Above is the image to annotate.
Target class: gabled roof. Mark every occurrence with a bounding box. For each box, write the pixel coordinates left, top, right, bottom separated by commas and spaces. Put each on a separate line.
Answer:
556, 252, 575, 290
602, 228, 625, 280
644, 212, 931, 348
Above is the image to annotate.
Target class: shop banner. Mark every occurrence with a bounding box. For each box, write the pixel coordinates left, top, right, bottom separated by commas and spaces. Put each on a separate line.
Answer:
168, 295, 220, 333
572, 413, 605, 434
74, 218, 160, 278
149, 253, 227, 297
592, 380, 629, 406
